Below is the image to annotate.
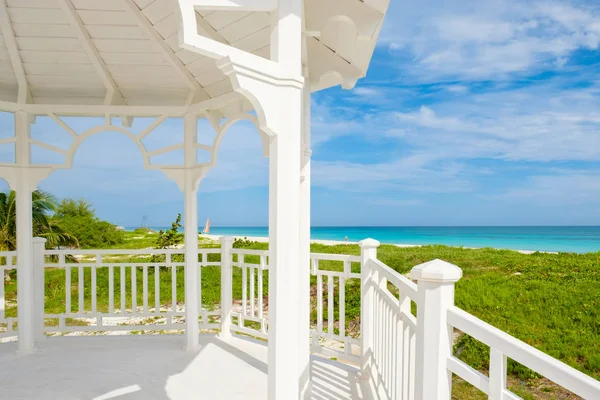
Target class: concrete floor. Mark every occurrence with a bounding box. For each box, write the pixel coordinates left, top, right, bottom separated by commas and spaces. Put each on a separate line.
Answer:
0, 334, 369, 400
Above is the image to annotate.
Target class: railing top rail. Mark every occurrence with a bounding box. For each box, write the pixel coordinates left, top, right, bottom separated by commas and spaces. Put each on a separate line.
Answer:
447, 306, 600, 399
0, 251, 17, 256
368, 258, 418, 301
310, 253, 361, 262
43, 248, 192, 256
232, 249, 269, 256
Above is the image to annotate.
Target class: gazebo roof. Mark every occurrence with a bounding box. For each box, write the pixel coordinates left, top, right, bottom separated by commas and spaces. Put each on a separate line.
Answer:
0, 0, 389, 113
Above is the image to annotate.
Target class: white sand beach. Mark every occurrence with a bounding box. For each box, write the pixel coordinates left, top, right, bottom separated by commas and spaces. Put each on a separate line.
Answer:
202, 234, 552, 254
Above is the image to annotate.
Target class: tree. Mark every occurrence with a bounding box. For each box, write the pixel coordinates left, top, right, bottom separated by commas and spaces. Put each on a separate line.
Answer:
155, 213, 183, 249
0, 190, 79, 281
53, 198, 124, 249
0, 190, 78, 251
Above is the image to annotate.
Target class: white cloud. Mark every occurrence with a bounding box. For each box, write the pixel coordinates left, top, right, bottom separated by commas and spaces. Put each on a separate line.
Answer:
352, 87, 381, 97
487, 170, 600, 206
381, 0, 600, 81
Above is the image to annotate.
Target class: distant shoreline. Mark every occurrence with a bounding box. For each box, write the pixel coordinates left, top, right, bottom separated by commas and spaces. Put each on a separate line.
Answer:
125, 226, 600, 254
202, 234, 557, 255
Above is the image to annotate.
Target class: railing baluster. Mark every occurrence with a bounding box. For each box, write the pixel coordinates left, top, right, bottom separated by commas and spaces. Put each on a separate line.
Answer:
250, 265, 255, 318
120, 265, 126, 313
65, 263, 71, 314
490, 348, 507, 400
198, 252, 203, 315
92, 254, 100, 314
242, 259, 247, 320
0, 267, 5, 321
171, 264, 177, 313
258, 256, 264, 319
78, 265, 84, 314
143, 266, 148, 314
409, 327, 416, 400
317, 272, 323, 334
339, 276, 345, 339
131, 265, 137, 313
154, 265, 160, 312
108, 265, 114, 314
327, 275, 334, 335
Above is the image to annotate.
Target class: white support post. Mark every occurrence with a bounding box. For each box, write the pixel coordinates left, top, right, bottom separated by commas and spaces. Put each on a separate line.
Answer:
359, 238, 380, 380
32, 237, 47, 342
298, 74, 312, 399
14, 111, 35, 355
411, 259, 463, 400
183, 113, 200, 351
219, 236, 234, 338
268, 126, 302, 400
267, 1, 304, 399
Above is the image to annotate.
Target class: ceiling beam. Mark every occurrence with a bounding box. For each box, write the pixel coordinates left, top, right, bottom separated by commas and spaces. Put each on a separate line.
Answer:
0, 0, 31, 104
189, 0, 277, 12
123, 0, 209, 106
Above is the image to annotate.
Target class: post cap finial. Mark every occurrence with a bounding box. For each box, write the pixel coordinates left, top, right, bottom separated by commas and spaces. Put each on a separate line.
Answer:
219, 236, 235, 245
32, 237, 47, 244
359, 238, 380, 249
410, 259, 462, 283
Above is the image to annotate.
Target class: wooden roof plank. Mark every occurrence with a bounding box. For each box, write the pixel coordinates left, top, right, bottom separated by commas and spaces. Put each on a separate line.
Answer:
217, 11, 270, 44
123, 0, 209, 104
59, 0, 127, 106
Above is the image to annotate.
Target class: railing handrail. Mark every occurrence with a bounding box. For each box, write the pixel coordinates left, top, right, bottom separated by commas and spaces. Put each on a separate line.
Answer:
311, 253, 360, 262
447, 305, 600, 399
368, 258, 418, 301
43, 248, 190, 255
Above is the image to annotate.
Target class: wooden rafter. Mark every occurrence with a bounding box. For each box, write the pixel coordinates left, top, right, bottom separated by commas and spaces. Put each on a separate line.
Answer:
0, 0, 31, 104
59, 0, 127, 108
123, 0, 209, 106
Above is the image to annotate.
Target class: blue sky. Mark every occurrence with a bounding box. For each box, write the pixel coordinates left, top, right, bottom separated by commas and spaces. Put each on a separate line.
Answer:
2, 0, 600, 227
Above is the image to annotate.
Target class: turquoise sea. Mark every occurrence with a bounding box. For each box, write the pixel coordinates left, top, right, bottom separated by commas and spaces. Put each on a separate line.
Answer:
200, 226, 600, 254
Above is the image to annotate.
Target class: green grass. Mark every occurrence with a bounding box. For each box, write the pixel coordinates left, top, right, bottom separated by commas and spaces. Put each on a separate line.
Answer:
3, 233, 599, 398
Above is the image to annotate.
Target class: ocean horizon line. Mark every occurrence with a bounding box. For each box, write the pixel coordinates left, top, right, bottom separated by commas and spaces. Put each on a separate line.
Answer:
123, 226, 600, 254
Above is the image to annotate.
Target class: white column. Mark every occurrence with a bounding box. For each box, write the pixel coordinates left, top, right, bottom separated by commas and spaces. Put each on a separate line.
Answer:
359, 238, 380, 379
219, 236, 234, 338
33, 237, 47, 342
298, 76, 312, 398
14, 111, 36, 355
268, 1, 304, 399
183, 113, 200, 351
411, 259, 463, 400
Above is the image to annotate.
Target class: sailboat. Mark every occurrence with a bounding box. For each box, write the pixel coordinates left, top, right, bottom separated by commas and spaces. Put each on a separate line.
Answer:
202, 218, 210, 234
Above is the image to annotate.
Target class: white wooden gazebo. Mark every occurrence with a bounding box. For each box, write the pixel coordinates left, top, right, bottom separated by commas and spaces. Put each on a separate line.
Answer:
2, 1, 600, 400
0, 0, 389, 399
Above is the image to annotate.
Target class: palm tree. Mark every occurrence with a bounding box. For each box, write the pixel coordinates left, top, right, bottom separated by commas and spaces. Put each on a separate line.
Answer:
0, 189, 79, 251
0, 190, 78, 279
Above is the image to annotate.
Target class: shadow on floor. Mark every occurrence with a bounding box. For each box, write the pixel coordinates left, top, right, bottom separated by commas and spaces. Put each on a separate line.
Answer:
0, 335, 369, 400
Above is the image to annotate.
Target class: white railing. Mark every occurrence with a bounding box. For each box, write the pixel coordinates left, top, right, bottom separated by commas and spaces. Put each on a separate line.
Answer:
447, 306, 600, 399
366, 258, 418, 400
230, 248, 269, 339
40, 248, 221, 334
310, 252, 362, 363
360, 240, 600, 400
0, 251, 17, 339
4, 237, 600, 400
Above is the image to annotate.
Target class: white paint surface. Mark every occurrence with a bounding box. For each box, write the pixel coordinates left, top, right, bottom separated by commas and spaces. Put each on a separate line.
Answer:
0, 334, 367, 400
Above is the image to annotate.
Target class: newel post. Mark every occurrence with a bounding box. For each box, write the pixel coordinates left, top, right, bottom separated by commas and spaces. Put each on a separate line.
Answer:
219, 236, 234, 338
32, 237, 47, 342
359, 238, 380, 380
411, 259, 462, 400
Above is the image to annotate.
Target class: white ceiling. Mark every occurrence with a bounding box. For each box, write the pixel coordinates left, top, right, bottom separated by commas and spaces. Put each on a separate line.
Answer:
0, 0, 389, 109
